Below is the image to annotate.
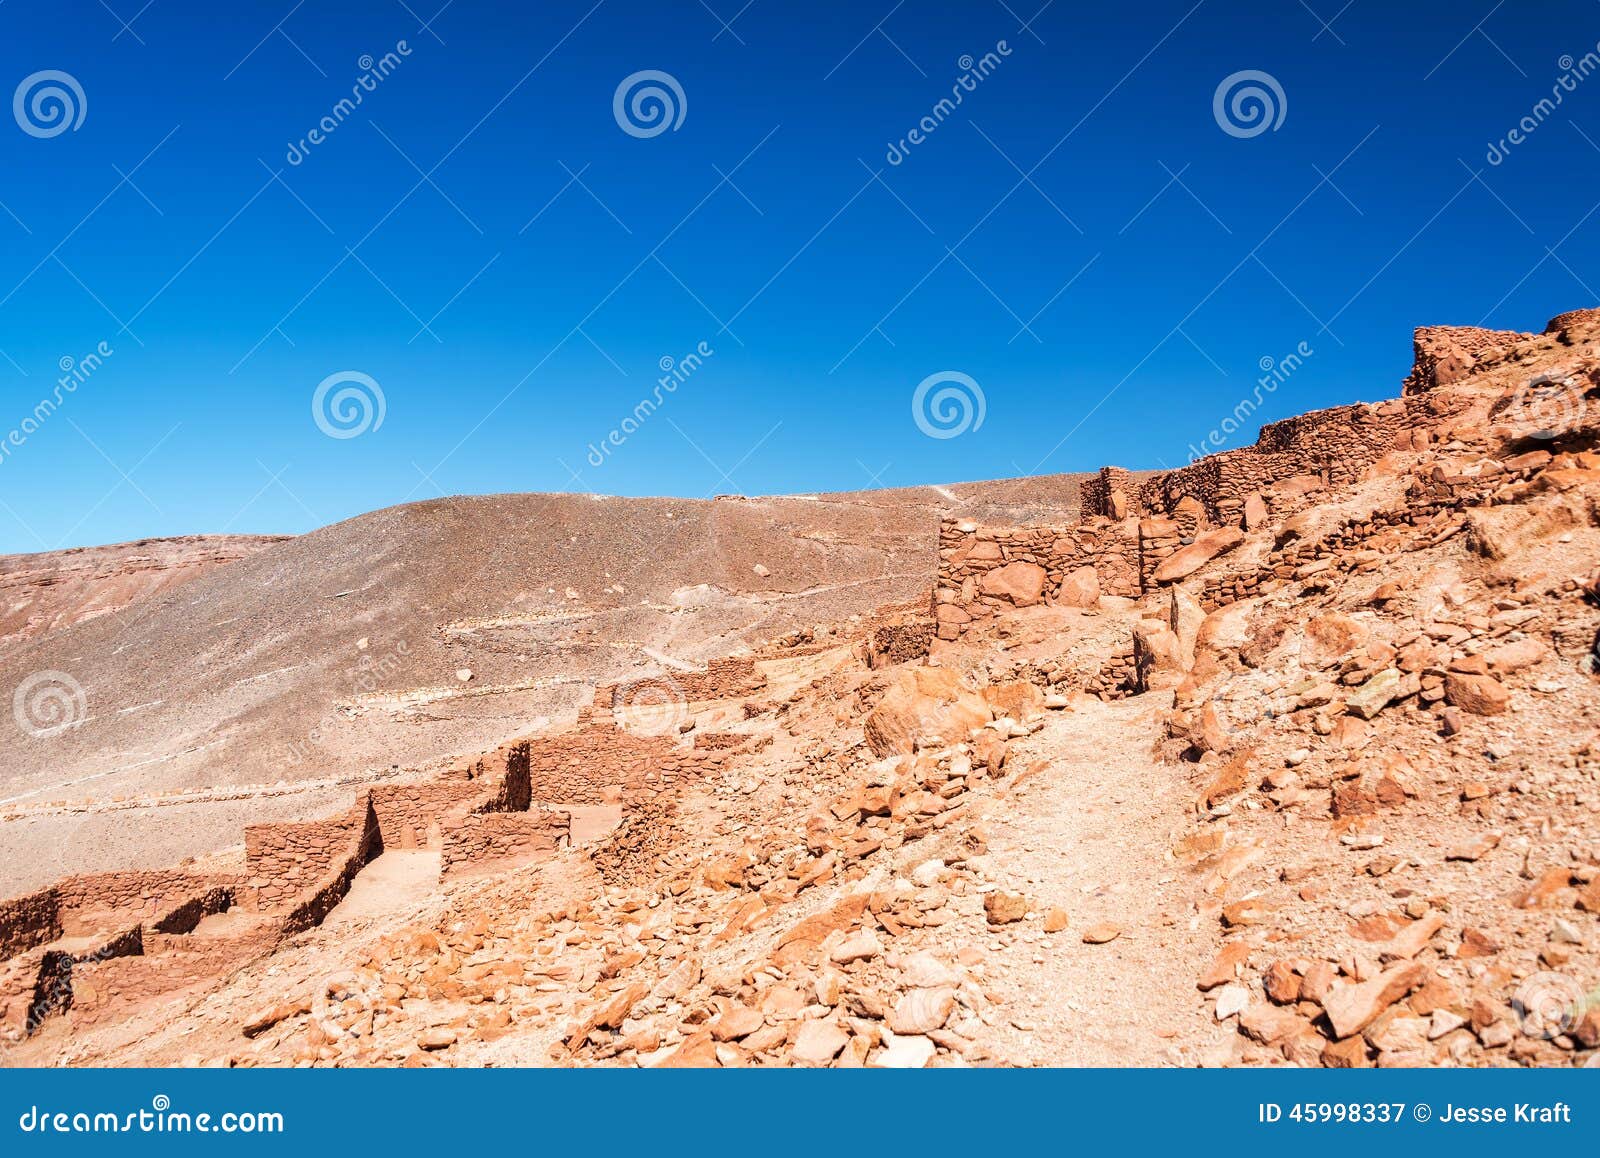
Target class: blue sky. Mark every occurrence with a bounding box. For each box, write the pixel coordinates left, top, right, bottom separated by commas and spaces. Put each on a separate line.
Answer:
0, 0, 1597, 551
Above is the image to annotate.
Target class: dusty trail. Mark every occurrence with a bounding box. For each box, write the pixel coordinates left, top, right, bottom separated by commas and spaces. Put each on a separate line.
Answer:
978, 694, 1227, 1066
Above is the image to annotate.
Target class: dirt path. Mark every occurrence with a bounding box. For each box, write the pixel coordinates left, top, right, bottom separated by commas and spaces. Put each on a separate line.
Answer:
976, 694, 1230, 1066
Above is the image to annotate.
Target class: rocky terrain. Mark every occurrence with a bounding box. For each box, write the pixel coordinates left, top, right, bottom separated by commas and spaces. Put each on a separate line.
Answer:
3, 307, 1599, 1069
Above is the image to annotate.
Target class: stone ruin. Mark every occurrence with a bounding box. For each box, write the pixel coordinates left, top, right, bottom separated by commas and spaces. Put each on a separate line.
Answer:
932, 319, 1563, 640
0, 671, 760, 1042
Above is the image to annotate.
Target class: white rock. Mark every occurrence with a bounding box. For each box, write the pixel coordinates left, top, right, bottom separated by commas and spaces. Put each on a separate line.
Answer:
1213, 984, 1250, 1021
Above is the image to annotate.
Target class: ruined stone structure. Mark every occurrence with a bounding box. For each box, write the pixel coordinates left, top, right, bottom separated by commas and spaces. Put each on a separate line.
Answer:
1, 706, 747, 1039
935, 325, 1490, 640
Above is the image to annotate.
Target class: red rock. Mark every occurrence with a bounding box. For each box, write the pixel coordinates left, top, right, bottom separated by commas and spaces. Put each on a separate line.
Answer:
984, 891, 1030, 925
653, 1030, 720, 1068
791, 1020, 850, 1065
1239, 1003, 1311, 1045
1198, 942, 1251, 991
1321, 1035, 1373, 1068
709, 1003, 764, 1042
1457, 927, 1501, 958
1058, 566, 1100, 608
1153, 528, 1246, 584
978, 561, 1048, 606
1264, 960, 1302, 1004
1323, 963, 1425, 1039
1444, 673, 1510, 716
1516, 867, 1575, 909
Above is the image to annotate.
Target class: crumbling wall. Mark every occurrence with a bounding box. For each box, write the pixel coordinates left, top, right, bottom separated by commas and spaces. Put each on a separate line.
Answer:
440, 810, 570, 877
935, 517, 1176, 639
368, 783, 482, 850
594, 657, 767, 712
52, 870, 229, 934
0, 889, 60, 962
1404, 325, 1530, 395
524, 722, 731, 806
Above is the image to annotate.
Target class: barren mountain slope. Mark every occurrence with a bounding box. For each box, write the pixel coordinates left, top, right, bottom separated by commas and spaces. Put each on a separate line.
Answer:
0, 535, 285, 651
0, 474, 1091, 893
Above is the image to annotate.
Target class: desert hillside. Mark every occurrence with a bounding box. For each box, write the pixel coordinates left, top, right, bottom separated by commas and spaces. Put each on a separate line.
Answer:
0, 535, 285, 651
0, 475, 1091, 893
3, 308, 1599, 1070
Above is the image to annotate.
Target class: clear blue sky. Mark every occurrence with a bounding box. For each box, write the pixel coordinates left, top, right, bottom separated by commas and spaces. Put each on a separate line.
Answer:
1, 0, 1596, 551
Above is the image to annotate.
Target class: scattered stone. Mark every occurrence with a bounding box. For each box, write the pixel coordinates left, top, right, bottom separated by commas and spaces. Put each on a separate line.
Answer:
984, 891, 1030, 925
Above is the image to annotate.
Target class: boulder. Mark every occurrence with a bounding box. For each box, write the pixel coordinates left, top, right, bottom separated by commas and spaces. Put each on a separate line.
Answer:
1133, 620, 1186, 691
1301, 613, 1370, 670
1445, 672, 1510, 716
863, 667, 993, 756
982, 679, 1046, 721
1058, 565, 1101, 608
1153, 528, 1246, 584
1322, 963, 1425, 1039
977, 561, 1047, 606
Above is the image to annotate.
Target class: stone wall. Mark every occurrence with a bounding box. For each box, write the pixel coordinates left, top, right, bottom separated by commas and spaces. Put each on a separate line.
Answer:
53, 870, 233, 934
368, 782, 483, 850
596, 656, 767, 712
244, 799, 375, 914
0, 889, 60, 962
935, 516, 1177, 639
278, 796, 382, 935
936, 346, 1491, 639
1403, 324, 1530, 395
440, 810, 570, 877
524, 721, 733, 806
865, 618, 935, 669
